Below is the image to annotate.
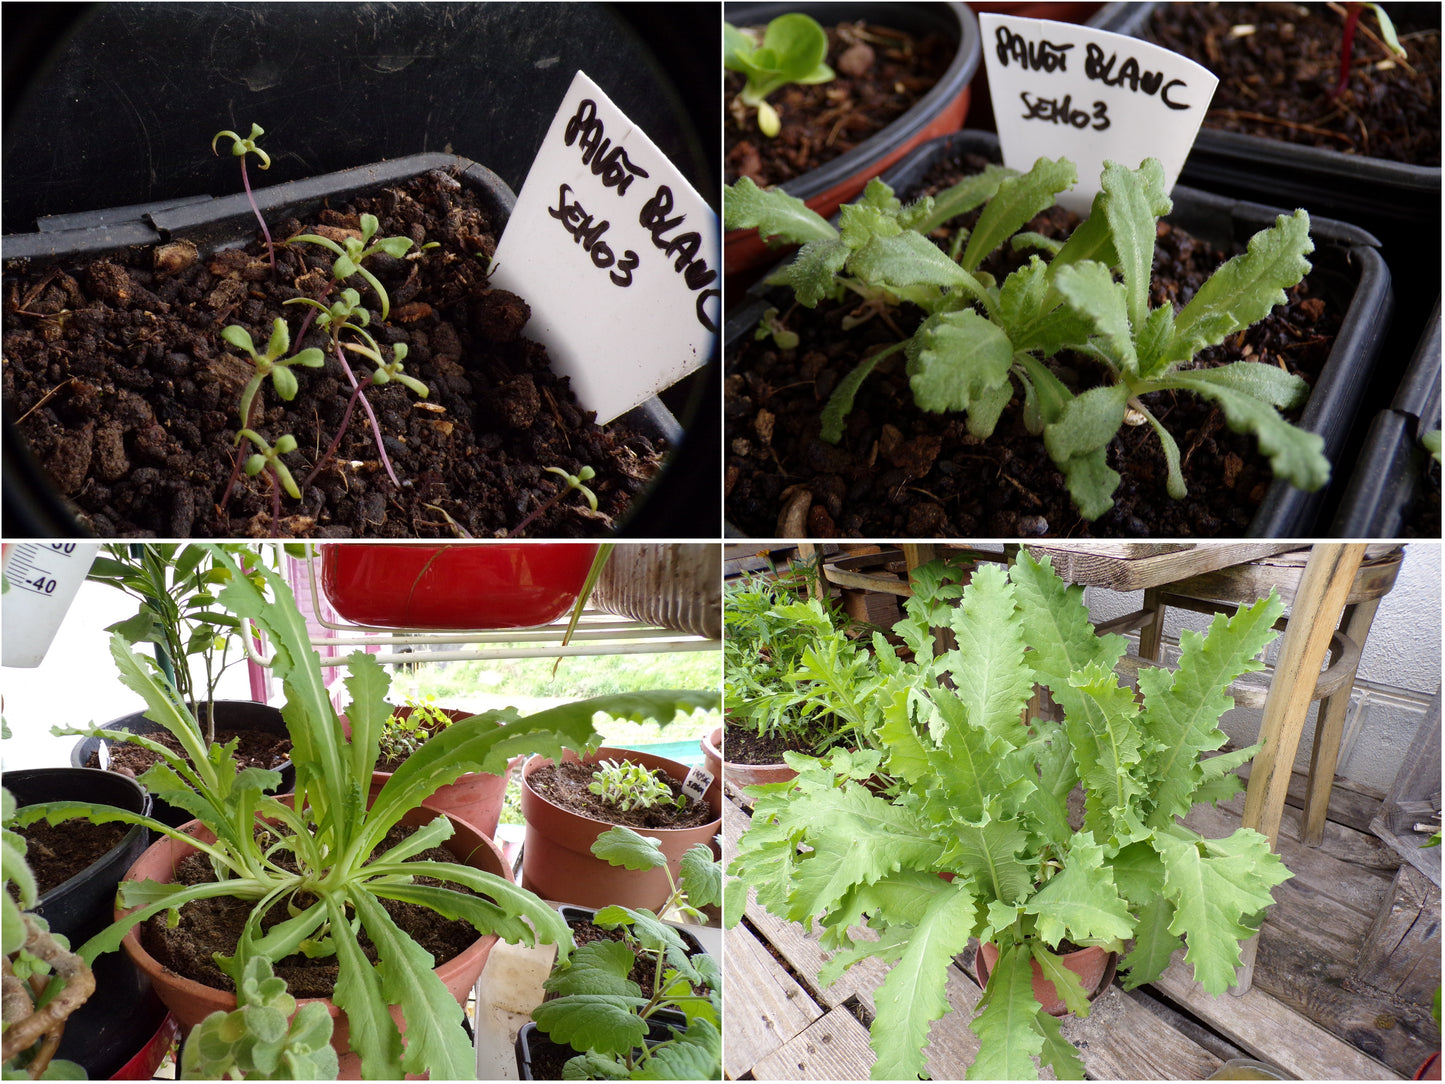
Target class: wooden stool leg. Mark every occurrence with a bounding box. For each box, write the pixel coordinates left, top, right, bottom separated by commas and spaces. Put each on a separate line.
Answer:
1232, 543, 1366, 995
1300, 596, 1384, 847
1137, 587, 1166, 662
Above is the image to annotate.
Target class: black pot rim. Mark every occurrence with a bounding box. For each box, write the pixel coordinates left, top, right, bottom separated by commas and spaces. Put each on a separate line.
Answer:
724, 129, 1393, 538
725, 1, 982, 203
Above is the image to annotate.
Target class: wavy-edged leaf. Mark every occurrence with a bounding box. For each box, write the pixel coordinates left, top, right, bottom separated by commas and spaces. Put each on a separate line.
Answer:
936, 562, 1035, 750
1024, 833, 1134, 948
1043, 382, 1128, 466
591, 825, 668, 871
906, 309, 1015, 427
846, 228, 981, 295
967, 942, 1044, 1080
1030, 943, 1094, 1018
723, 177, 837, 243
324, 895, 404, 1079
1119, 895, 1181, 990
1062, 660, 1149, 845
1053, 260, 1137, 373
962, 157, 1077, 272
767, 237, 851, 307
1099, 158, 1171, 332
945, 816, 1036, 906
868, 881, 979, 1081
914, 163, 1017, 235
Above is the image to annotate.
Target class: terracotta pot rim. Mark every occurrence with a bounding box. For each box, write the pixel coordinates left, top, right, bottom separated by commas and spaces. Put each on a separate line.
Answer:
521, 748, 721, 833
974, 940, 1119, 1016
117, 802, 508, 1013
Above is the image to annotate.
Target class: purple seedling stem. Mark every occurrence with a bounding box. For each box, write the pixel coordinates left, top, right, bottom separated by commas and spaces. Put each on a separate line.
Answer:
212, 123, 276, 272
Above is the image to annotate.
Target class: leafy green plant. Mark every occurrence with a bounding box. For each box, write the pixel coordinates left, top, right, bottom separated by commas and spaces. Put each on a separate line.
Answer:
213, 123, 277, 272
726, 551, 1294, 1080
725, 13, 835, 137
86, 543, 272, 743
376, 695, 455, 766
2, 790, 92, 1080
181, 957, 338, 1080
724, 155, 1329, 520
723, 564, 859, 754
1331, 3, 1407, 98
16, 544, 720, 1080
531, 825, 722, 1080
589, 759, 686, 813
221, 319, 327, 434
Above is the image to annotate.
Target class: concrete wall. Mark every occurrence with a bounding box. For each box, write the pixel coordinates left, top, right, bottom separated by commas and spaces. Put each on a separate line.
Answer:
1082, 543, 1441, 793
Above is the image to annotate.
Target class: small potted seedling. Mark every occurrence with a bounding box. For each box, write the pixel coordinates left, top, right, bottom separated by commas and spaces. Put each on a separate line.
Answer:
725, 12, 836, 137
519, 824, 721, 1081
212, 123, 277, 271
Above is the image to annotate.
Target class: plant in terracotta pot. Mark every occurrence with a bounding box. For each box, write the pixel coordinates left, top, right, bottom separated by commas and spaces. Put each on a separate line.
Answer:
725, 551, 1294, 1080
723, 1, 983, 279
522, 825, 722, 1080
721, 559, 861, 783
522, 743, 722, 912
15, 545, 720, 1079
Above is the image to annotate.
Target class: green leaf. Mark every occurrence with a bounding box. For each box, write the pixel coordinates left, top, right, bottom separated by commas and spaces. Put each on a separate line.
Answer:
962, 157, 1077, 272
723, 177, 837, 244
1154, 825, 1292, 994
323, 895, 404, 1079
1043, 382, 1128, 465
1060, 447, 1121, 522
906, 309, 1016, 431
768, 237, 850, 306
1023, 833, 1134, 948
946, 816, 1036, 906
1052, 261, 1137, 373
1098, 158, 1171, 333
1119, 896, 1181, 990
846, 228, 981, 295
913, 164, 1018, 235
1030, 943, 1094, 1018
534, 948, 649, 1058
868, 882, 979, 1081
679, 844, 723, 909
1154, 366, 1329, 491
591, 825, 668, 871
1162, 210, 1314, 371
935, 563, 1036, 750
967, 942, 1044, 1080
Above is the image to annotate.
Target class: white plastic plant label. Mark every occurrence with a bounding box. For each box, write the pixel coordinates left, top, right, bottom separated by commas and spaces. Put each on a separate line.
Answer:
978, 14, 1219, 215
679, 765, 714, 805
490, 70, 719, 424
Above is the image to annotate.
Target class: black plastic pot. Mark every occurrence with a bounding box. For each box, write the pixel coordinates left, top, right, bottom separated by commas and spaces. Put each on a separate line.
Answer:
6, 767, 171, 1080
1330, 298, 1442, 537
70, 700, 294, 828
515, 1016, 688, 1081
2, 152, 699, 537
725, 130, 1393, 538
724, 2, 982, 281
558, 903, 708, 960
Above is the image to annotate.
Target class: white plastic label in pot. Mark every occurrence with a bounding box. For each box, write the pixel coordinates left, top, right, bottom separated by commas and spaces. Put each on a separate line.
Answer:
2, 543, 100, 668
979, 15, 1218, 215
491, 70, 719, 424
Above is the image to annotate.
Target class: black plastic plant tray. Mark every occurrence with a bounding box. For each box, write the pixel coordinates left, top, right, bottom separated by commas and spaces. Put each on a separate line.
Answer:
725, 130, 1393, 538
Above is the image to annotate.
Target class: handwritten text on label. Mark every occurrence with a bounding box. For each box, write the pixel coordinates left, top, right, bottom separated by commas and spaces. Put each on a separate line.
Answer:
993, 26, 1194, 110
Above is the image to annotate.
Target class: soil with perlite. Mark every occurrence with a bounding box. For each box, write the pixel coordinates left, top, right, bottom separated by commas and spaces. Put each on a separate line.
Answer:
3, 168, 663, 537
726, 21, 954, 188
725, 151, 1344, 538
1144, 2, 1440, 165
527, 761, 714, 830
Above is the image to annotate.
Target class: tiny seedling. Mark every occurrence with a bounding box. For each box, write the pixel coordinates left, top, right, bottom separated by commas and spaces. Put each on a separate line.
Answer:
725, 155, 1327, 521
589, 759, 685, 814
508, 465, 600, 537
212, 123, 277, 272
238, 429, 301, 533
220, 318, 326, 431
377, 696, 455, 765
181, 957, 338, 1080
1331, 3, 1407, 98
530, 826, 722, 1080
755, 306, 800, 350
1423, 429, 1441, 464
289, 213, 417, 321
725, 13, 835, 137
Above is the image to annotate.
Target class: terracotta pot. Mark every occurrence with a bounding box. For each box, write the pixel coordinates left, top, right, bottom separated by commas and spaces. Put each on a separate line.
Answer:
319, 542, 600, 629
724, 1, 982, 278
708, 722, 806, 789
701, 726, 723, 782
116, 803, 508, 1078
1416, 1052, 1442, 1081
974, 941, 1118, 1017
520, 747, 721, 911
365, 706, 510, 838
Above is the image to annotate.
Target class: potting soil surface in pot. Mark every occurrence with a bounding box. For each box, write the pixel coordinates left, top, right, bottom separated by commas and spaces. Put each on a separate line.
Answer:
142, 823, 481, 997
3, 169, 664, 537
529, 762, 714, 830
85, 725, 291, 778
726, 150, 1343, 538
16, 820, 128, 895
564, 915, 708, 1001
1144, 2, 1440, 165
726, 21, 954, 188
723, 718, 837, 764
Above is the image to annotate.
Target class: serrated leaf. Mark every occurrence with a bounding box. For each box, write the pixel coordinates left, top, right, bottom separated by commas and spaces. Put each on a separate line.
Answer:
1043, 382, 1128, 465
946, 816, 1036, 905
1155, 367, 1329, 491
1062, 660, 1149, 844
846, 228, 979, 295
1060, 446, 1121, 521
1024, 833, 1134, 948
936, 563, 1035, 750
679, 844, 722, 908
1035, 1003, 1088, 1079
1099, 158, 1171, 332
962, 158, 1077, 272
767, 237, 851, 307
868, 881, 979, 1081
906, 309, 1016, 425
1119, 896, 1181, 989
591, 825, 668, 871
1030, 942, 1094, 1018
967, 942, 1044, 1080
1053, 261, 1137, 373
1155, 825, 1293, 994
1163, 210, 1314, 370
723, 177, 837, 244
914, 164, 1018, 235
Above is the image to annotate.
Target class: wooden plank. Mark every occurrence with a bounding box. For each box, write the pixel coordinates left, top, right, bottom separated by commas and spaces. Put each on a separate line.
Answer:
1166, 545, 1403, 609
1358, 864, 1442, 1003
1231, 762, 1388, 844
723, 921, 824, 1078
1150, 950, 1402, 1080
1024, 544, 1299, 591
1058, 984, 1223, 1081
749, 1006, 876, 1081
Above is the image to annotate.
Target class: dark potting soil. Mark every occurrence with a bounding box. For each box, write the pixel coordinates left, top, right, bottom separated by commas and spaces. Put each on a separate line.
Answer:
725, 22, 954, 188
1407, 456, 1442, 537
141, 823, 482, 998
723, 718, 837, 765
725, 151, 1342, 538
1144, 2, 1440, 165
2, 169, 664, 538
84, 725, 292, 779
528, 761, 714, 830
15, 818, 129, 896
525, 1028, 586, 1081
